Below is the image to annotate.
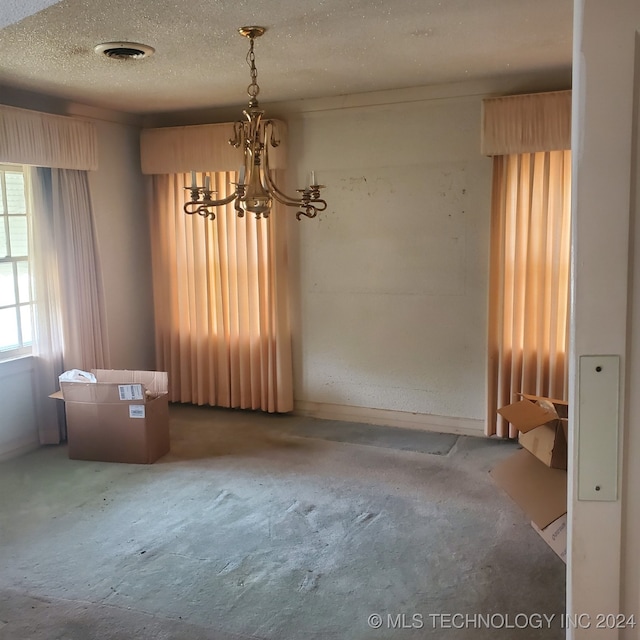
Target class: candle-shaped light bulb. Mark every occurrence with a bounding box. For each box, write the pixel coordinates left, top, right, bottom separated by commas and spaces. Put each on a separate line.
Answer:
191, 171, 197, 188
239, 166, 246, 185
311, 170, 316, 186
204, 175, 211, 191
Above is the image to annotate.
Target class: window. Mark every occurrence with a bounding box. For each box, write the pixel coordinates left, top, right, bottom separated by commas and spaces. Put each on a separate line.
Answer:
0, 165, 33, 359
487, 150, 571, 437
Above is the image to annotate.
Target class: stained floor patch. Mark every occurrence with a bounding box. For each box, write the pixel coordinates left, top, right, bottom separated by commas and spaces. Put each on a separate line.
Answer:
279, 419, 459, 455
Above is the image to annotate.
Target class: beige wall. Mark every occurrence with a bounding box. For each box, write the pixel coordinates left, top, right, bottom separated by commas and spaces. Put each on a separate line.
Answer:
88, 120, 155, 370
283, 89, 492, 434
570, 0, 640, 634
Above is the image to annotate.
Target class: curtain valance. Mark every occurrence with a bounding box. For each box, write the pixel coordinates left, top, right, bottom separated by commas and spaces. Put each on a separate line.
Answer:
0, 105, 98, 170
140, 120, 288, 174
481, 90, 571, 156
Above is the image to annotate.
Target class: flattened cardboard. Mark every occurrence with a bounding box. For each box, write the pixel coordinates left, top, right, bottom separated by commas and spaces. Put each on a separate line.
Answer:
531, 513, 567, 563
490, 448, 567, 529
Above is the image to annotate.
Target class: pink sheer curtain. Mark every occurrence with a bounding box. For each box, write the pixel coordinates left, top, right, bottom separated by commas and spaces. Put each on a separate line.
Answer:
486, 151, 571, 437
149, 171, 293, 412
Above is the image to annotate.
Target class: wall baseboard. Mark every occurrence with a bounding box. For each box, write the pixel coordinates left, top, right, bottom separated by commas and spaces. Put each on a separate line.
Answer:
0, 436, 39, 462
294, 401, 485, 437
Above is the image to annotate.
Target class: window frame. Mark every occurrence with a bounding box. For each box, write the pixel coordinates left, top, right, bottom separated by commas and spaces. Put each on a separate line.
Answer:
0, 164, 33, 361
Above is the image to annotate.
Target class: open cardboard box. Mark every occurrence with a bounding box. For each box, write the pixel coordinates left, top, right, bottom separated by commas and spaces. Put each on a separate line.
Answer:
491, 393, 569, 561
51, 369, 170, 464
497, 394, 568, 469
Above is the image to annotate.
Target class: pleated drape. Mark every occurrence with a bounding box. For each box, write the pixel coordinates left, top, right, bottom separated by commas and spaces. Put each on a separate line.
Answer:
486, 151, 571, 437
49, 169, 110, 371
28, 167, 110, 443
149, 171, 293, 412
28, 167, 66, 444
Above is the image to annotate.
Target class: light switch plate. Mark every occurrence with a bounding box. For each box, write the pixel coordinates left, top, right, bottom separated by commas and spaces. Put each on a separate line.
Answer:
577, 355, 620, 501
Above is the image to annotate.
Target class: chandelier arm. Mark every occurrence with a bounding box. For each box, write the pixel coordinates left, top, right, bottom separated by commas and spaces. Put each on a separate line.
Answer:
262, 145, 306, 206
263, 172, 304, 207
267, 188, 305, 209
308, 199, 328, 212
266, 184, 327, 213
183, 203, 217, 220
264, 120, 280, 148
262, 145, 327, 218
229, 121, 245, 148
183, 190, 238, 209
296, 208, 320, 221
264, 175, 328, 220
183, 189, 239, 221
205, 192, 238, 207
262, 158, 327, 214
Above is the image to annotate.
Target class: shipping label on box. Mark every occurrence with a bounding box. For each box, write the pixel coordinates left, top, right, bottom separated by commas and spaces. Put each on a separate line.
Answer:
118, 384, 144, 401
129, 405, 146, 419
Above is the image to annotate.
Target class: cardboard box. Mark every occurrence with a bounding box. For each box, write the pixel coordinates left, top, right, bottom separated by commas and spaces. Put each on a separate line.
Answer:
531, 513, 567, 563
52, 369, 170, 464
497, 394, 568, 469
490, 448, 567, 530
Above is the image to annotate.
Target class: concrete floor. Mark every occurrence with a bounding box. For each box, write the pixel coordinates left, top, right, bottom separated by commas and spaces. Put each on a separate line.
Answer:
0, 405, 565, 639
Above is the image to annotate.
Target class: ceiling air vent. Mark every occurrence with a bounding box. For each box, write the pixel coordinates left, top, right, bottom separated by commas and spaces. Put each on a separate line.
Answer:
94, 42, 155, 60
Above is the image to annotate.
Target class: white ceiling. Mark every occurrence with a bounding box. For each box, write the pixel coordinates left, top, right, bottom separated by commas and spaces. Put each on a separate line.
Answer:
0, 0, 573, 116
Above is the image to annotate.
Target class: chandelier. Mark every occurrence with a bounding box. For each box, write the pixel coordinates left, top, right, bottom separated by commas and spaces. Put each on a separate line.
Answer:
184, 26, 327, 221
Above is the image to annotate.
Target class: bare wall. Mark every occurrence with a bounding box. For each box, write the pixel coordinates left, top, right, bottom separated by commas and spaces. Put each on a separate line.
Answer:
284, 91, 493, 433
88, 120, 155, 371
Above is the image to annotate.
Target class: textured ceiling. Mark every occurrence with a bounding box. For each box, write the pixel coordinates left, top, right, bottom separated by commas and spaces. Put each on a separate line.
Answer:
0, 0, 573, 116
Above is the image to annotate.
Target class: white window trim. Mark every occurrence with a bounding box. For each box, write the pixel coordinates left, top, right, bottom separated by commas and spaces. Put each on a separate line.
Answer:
0, 164, 33, 362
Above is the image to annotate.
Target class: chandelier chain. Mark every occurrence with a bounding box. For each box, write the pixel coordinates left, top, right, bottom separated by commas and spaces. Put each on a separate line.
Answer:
246, 37, 260, 99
